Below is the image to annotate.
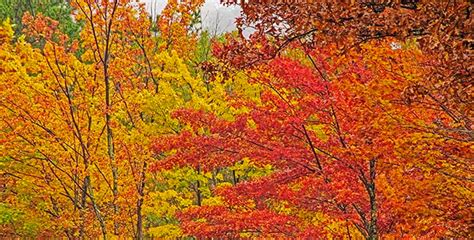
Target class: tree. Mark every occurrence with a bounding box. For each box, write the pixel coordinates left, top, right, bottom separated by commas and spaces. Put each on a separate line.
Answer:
196, 1, 473, 236
1, 0, 471, 238
0, 0, 210, 238
0, 0, 80, 39
154, 36, 472, 238
222, 0, 472, 144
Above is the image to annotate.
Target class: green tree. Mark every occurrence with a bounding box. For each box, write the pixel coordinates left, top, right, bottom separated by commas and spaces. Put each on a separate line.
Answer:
0, 0, 80, 39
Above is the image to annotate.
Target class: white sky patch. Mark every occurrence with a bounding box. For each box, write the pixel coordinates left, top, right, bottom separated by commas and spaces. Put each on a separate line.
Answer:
141, 0, 241, 34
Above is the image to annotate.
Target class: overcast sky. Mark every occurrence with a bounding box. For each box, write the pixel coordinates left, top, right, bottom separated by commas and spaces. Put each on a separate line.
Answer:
142, 0, 241, 34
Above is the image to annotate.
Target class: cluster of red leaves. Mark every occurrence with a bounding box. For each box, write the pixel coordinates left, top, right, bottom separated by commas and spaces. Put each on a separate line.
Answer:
153, 33, 473, 236
178, 205, 301, 238
150, 1, 472, 238
224, 0, 473, 143
152, 48, 406, 237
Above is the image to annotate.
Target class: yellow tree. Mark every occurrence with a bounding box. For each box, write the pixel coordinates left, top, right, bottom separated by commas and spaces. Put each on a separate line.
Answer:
0, 0, 210, 238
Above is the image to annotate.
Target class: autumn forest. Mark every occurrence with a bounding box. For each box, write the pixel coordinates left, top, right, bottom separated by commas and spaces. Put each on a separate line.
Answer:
0, 0, 472, 239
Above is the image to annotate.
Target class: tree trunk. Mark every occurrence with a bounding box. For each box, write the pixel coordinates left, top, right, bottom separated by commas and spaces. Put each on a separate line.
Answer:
101, 1, 120, 234
86, 176, 107, 240
196, 165, 202, 206
136, 162, 147, 240
355, 158, 378, 240
136, 197, 143, 240
366, 158, 378, 240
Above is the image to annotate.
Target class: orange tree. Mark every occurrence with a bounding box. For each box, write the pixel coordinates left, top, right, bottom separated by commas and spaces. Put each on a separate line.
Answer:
0, 0, 207, 238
